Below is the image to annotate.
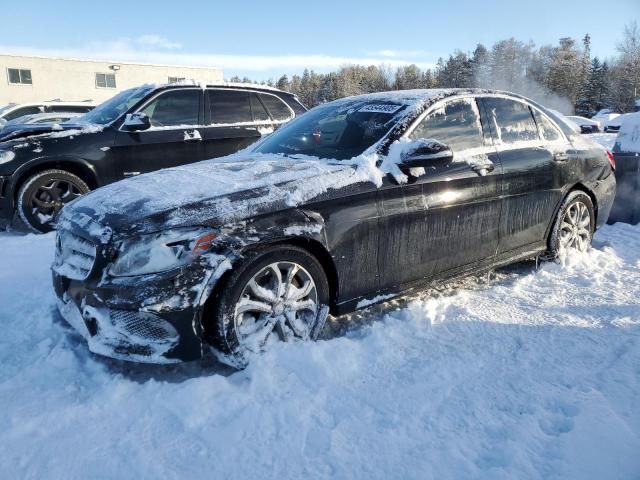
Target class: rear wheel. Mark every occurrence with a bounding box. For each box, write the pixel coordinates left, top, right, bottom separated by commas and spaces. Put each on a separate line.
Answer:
17, 169, 89, 233
205, 246, 330, 365
548, 190, 595, 257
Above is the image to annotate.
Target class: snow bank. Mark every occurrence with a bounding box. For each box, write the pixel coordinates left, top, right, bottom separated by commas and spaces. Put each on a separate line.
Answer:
1, 224, 639, 479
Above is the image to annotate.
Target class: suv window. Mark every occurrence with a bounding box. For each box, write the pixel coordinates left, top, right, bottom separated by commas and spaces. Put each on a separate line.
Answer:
140, 89, 200, 127
258, 93, 293, 121
532, 109, 563, 142
4, 106, 44, 121
250, 93, 271, 122
209, 90, 252, 124
409, 98, 484, 151
483, 97, 539, 144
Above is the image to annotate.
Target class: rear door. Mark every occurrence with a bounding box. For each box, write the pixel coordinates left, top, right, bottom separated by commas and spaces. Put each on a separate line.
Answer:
111, 88, 204, 179
201, 89, 279, 159
377, 96, 502, 291
479, 96, 565, 254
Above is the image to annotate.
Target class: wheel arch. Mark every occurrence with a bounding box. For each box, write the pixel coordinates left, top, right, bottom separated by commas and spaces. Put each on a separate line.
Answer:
11, 157, 100, 201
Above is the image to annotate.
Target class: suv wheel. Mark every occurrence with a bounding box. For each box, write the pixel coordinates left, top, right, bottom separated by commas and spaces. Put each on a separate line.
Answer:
548, 190, 595, 257
17, 169, 90, 233
206, 246, 330, 366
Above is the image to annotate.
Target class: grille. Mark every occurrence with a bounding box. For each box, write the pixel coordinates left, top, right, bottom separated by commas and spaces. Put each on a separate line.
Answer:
55, 229, 97, 280
110, 310, 179, 343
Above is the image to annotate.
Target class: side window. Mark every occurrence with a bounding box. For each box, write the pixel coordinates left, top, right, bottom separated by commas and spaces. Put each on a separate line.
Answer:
258, 94, 293, 121
4, 106, 43, 121
483, 98, 539, 144
209, 90, 252, 124
409, 98, 485, 152
532, 109, 563, 142
250, 93, 271, 122
140, 89, 200, 127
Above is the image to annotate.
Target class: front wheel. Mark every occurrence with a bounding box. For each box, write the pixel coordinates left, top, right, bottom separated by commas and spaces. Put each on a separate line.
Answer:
17, 169, 90, 233
205, 246, 330, 364
548, 191, 595, 257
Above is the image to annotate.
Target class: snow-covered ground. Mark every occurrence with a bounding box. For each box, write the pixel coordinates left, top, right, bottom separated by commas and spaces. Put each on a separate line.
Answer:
1, 224, 639, 479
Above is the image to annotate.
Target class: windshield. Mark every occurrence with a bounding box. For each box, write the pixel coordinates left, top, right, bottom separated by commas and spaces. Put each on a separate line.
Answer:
74, 86, 154, 125
254, 100, 407, 160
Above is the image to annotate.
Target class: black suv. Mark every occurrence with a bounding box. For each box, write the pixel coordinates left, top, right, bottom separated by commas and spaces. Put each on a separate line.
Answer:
0, 83, 305, 232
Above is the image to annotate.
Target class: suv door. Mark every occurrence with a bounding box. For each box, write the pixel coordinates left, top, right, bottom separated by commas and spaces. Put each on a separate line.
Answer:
111, 88, 204, 179
479, 96, 566, 254
377, 97, 502, 291
202, 89, 278, 159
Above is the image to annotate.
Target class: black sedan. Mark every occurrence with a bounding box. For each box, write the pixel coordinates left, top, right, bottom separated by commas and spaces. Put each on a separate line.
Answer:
52, 88, 616, 366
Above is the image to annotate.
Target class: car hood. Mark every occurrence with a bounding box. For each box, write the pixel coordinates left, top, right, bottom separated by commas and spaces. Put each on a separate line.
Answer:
60, 154, 362, 237
0, 122, 102, 144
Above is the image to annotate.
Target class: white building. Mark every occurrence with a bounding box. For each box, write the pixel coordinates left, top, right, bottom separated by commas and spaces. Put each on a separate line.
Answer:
0, 54, 223, 104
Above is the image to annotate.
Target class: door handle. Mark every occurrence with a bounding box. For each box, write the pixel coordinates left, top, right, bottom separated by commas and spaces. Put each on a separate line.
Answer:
123, 171, 141, 177
471, 163, 495, 175
554, 152, 569, 162
183, 130, 202, 142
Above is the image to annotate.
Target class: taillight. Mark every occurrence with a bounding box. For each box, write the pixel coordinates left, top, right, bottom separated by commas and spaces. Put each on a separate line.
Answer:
606, 150, 616, 171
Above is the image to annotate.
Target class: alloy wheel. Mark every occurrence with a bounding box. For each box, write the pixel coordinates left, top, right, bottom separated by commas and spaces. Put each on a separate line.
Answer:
558, 200, 592, 252
25, 178, 85, 229
234, 261, 318, 352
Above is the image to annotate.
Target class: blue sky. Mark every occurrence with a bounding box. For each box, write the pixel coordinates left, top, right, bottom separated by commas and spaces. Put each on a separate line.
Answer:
1, 0, 638, 80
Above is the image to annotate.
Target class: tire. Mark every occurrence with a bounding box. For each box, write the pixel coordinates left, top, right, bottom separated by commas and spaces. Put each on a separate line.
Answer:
205, 245, 330, 364
17, 169, 90, 233
547, 190, 595, 257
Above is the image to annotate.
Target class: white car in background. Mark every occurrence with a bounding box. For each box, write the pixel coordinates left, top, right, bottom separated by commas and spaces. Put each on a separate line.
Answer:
592, 110, 622, 132
0, 100, 95, 126
602, 112, 636, 134
566, 115, 601, 133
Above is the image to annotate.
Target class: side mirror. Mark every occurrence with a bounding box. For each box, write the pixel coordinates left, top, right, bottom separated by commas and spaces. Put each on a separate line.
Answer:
401, 139, 453, 168
121, 112, 151, 132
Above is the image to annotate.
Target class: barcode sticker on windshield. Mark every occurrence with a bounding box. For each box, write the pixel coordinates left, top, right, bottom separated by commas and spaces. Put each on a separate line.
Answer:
358, 104, 403, 114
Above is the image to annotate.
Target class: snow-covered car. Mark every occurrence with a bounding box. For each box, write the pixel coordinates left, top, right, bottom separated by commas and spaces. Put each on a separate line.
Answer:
0, 100, 94, 126
0, 112, 82, 141
592, 112, 622, 132
566, 115, 600, 133
602, 112, 635, 134
609, 112, 640, 224
52, 89, 616, 366
0, 82, 305, 232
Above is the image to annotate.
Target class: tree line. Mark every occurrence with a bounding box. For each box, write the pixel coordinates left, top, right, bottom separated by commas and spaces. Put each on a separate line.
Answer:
229, 21, 640, 116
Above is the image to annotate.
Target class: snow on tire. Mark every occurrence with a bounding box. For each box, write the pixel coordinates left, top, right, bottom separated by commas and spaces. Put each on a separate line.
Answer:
17, 169, 90, 233
205, 245, 330, 368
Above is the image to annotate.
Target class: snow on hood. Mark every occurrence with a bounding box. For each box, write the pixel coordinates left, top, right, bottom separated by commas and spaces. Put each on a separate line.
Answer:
63, 153, 380, 235
0, 121, 103, 144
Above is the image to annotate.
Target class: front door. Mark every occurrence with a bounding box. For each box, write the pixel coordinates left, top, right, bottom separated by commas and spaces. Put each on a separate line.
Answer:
111, 88, 205, 179
378, 97, 502, 291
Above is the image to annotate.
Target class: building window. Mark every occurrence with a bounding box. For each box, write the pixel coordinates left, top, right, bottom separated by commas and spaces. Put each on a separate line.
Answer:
168, 76, 186, 84
95, 73, 116, 89
7, 68, 32, 85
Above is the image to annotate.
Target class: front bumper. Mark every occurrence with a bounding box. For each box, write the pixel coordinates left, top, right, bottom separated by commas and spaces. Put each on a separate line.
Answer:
51, 219, 232, 363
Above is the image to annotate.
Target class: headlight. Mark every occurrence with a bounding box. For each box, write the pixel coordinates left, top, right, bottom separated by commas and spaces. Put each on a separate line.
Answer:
109, 227, 218, 277
0, 150, 16, 165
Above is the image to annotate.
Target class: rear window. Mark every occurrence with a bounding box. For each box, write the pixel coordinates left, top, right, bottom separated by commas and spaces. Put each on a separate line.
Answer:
259, 93, 293, 121
209, 90, 252, 124
532, 110, 563, 142
250, 93, 270, 122
483, 97, 539, 144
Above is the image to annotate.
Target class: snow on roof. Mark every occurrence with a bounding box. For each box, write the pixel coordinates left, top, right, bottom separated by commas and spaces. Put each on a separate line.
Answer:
164, 78, 290, 94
